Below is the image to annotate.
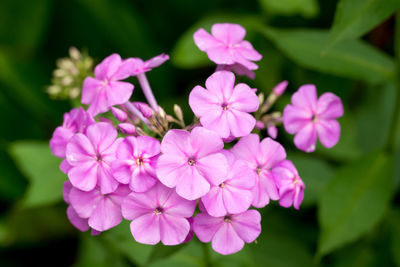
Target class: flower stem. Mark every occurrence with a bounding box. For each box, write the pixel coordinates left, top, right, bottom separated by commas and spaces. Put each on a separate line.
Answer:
201, 241, 211, 266
124, 101, 150, 124
137, 73, 158, 112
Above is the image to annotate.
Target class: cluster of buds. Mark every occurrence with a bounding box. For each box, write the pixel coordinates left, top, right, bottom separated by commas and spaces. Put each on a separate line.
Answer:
49, 23, 343, 255
47, 47, 94, 100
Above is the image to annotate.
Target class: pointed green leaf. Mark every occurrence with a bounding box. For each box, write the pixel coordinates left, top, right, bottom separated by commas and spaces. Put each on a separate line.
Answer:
258, 0, 319, 18
318, 153, 394, 256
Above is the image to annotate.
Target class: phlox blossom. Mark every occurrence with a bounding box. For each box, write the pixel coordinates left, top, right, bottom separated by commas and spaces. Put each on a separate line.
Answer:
125, 53, 169, 76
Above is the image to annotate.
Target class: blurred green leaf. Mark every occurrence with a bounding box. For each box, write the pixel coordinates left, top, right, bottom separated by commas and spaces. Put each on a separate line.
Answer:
318, 153, 394, 256
288, 153, 335, 207
148, 243, 187, 264
261, 28, 395, 84
148, 241, 204, 267
0, 149, 27, 202
9, 141, 65, 208
388, 209, 400, 266
328, 0, 400, 47
210, 244, 257, 267
259, 0, 319, 18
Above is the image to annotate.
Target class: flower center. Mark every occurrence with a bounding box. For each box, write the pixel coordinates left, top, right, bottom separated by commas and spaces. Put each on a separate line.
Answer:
221, 103, 230, 111
311, 114, 317, 122
154, 207, 163, 215
136, 157, 144, 166
219, 182, 226, 188
188, 158, 196, 166
256, 166, 262, 175
95, 153, 103, 162
224, 215, 232, 223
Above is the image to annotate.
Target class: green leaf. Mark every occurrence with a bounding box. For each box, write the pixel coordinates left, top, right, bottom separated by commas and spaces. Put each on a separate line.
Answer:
148, 243, 188, 264
388, 209, 400, 266
329, 0, 400, 47
258, 0, 319, 18
261, 28, 395, 84
9, 141, 65, 208
148, 241, 204, 267
288, 153, 335, 207
317, 153, 394, 256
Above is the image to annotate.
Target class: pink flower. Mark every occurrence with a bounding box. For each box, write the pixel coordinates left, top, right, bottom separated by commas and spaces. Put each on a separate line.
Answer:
112, 136, 160, 192
189, 71, 259, 138
125, 53, 169, 76
193, 23, 262, 72
193, 210, 261, 255
66, 122, 121, 194
121, 182, 196, 245
50, 107, 94, 158
231, 134, 286, 208
272, 160, 305, 210
201, 150, 255, 217
82, 54, 134, 116
156, 127, 228, 200
69, 183, 130, 232
63, 181, 90, 232
283, 84, 344, 152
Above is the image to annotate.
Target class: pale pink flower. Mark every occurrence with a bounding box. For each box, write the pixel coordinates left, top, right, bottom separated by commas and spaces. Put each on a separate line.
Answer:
201, 150, 255, 217
272, 160, 305, 210
194, 23, 262, 72
283, 84, 344, 152
66, 122, 121, 194
193, 210, 261, 255
50, 107, 94, 158
112, 136, 160, 192
82, 54, 134, 116
69, 183, 130, 232
63, 181, 90, 232
121, 182, 196, 245
189, 71, 259, 138
156, 127, 228, 200
231, 134, 286, 208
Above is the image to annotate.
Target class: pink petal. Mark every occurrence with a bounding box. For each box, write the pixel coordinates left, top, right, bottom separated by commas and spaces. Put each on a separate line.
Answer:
201, 187, 226, 217
122, 192, 155, 220
156, 155, 187, 188
190, 127, 224, 158
293, 122, 317, 152
199, 110, 230, 138
97, 164, 119, 194
50, 127, 74, 158
60, 159, 72, 174
207, 46, 235, 66
130, 214, 161, 245
86, 89, 108, 116
231, 134, 259, 165
136, 136, 161, 157
193, 213, 224, 243
227, 161, 256, 189
175, 167, 210, 200
316, 119, 340, 148
212, 223, 244, 255
232, 53, 259, 71
261, 172, 280, 201
196, 153, 228, 186
317, 92, 344, 120
68, 161, 98, 192
160, 129, 191, 156
211, 23, 246, 44
145, 53, 169, 69
231, 210, 261, 243
237, 40, 262, 61
291, 84, 318, 112
105, 81, 134, 107
67, 206, 90, 232
193, 28, 222, 51
293, 186, 305, 210
230, 63, 255, 79
223, 186, 253, 215
229, 83, 259, 112
112, 160, 131, 184
66, 133, 95, 165
94, 53, 122, 80
88, 197, 123, 231
258, 137, 286, 169
86, 123, 117, 153
81, 77, 103, 105
279, 187, 295, 208
251, 175, 270, 208
283, 105, 312, 134
129, 171, 157, 193
189, 85, 220, 117
205, 71, 235, 100
63, 181, 73, 204
226, 109, 256, 137
163, 191, 196, 218
69, 186, 102, 218
160, 214, 190, 245
112, 58, 135, 80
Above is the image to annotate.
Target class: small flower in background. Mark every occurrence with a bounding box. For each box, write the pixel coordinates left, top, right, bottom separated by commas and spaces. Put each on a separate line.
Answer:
189, 71, 259, 138
121, 182, 196, 245
156, 127, 228, 200
82, 53, 134, 116
283, 84, 344, 152
194, 23, 262, 77
273, 160, 305, 210
193, 209, 261, 255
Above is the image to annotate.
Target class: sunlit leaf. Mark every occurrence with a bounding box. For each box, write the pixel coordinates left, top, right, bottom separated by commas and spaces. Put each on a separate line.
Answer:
259, 0, 319, 18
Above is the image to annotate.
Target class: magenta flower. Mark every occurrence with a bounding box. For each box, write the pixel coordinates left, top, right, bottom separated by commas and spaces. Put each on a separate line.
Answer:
125, 53, 169, 76
63, 181, 90, 232
66, 122, 121, 194
194, 23, 262, 72
201, 150, 256, 217
112, 136, 160, 192
82, 54, 134, 116
272, 160, 305, 210
121, 182, 196, 245
189, 71, 259, 138
283, 84, 344, 152
193, 210, 261, 255
156, 127, 228, 200
231, 134, 286, 208
50, 107, 94, 158
69, 183, 130, 232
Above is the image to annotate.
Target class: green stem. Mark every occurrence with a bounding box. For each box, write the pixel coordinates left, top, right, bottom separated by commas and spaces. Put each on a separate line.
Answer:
201, 242, 211, 267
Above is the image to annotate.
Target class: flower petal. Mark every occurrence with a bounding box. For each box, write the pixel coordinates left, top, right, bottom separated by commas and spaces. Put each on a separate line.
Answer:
291, 84, 318, 112
193, 213, 223, 243
205, 71, 235, 100
106, 81, 134, 107
86, 123, 117, 153
50, 127, 74, 158
189, 85, 220, 117
194, 28, 222, 51
160, 214, 190, 245
66, 133, 95, 165
67, 206, 90, 232
293, 122, 317, 152
283, 104, 312, 134
69, 187, 102, 218
231, 134, 259, 165
316, 119, 340, 148
160, 129, 191, 156
212, 223, 244, 255
231, 210, 261, 243
190, 127, 224, 158
317, 92, 344, 120
229, 83, 259, 112
88, 197, 123, 231
175, 167, 210, 200
196, 153, 228, 186
68, 161, 98, 192
130, 214, 161, 245
259, 137, 286, 169
211, 23, 246, 44
94, 53, 122, 80
226, 109, 256, 137
201, 187, 226, 217
122, 192, 155, 220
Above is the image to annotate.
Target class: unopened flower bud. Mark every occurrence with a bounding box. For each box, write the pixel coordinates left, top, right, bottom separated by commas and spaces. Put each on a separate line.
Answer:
267, 124, 278, 139
118, 123, 136, 135
111, 107, 128, 122
69, 47, 81, 61
255, 120, 265, 130
173, 104, 184, 123
272, 80, 288, 97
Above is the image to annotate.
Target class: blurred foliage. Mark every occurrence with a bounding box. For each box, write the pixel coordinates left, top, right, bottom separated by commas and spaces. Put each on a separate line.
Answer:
0, 0, 400, 266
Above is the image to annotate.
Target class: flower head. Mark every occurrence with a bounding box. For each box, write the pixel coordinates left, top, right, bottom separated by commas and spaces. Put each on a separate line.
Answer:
231, 134, 286, 208
194, 23, 262, 73
189, 71, 259, 138
193, 210, 261, 255
112, 136, 160, 192
125, 53, 169, 76
283, 84, 344, 152
156, 127, 228, 200
66, 122, 121, 194
201, 150, 256, 217
121, 182, 196, 245
272, 160, 305, 209
82, 54, 134, 116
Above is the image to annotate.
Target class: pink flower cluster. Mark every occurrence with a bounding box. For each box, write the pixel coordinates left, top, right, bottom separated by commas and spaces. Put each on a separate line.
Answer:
49, 23, 343, 255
